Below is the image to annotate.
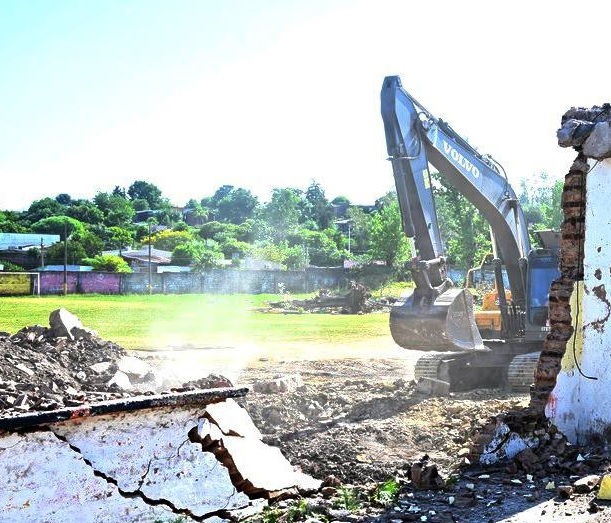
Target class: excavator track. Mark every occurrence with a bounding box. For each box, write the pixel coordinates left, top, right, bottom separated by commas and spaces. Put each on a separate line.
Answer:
507, 352, 540, 392
413, 352, 457, 383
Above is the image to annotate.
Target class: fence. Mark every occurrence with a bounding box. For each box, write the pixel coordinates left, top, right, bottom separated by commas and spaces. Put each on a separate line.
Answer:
0, 268, 350, 296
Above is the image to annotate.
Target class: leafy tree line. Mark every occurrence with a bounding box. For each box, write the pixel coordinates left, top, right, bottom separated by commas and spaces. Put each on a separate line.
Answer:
0, 174, 563, 274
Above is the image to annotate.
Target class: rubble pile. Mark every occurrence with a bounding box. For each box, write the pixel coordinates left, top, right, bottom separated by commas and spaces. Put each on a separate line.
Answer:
267, 282, 395, 314
0, 308, 166, 417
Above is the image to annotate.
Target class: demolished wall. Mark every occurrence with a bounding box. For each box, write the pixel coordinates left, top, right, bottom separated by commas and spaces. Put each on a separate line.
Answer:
531, 106, 611, 444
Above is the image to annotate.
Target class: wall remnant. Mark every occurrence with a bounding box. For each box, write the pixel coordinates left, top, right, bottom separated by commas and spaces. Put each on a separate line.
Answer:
535, 105, 611, 444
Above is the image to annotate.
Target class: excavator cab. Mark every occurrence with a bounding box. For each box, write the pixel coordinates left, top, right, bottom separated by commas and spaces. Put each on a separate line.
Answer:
526, 249, 560, 327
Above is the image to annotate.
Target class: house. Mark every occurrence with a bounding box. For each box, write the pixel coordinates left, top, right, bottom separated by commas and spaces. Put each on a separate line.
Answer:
0, 233, 61, 270
105, 248, 173, 273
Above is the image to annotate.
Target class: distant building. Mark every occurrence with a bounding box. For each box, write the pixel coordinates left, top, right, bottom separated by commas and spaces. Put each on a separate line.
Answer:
0, 233, 60, 250
36, 265, 93, 272
0, 233, 61, 270
105, 248, 173, 273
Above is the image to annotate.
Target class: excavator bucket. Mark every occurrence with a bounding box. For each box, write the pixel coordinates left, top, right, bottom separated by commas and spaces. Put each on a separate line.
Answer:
390, 287, 485, 352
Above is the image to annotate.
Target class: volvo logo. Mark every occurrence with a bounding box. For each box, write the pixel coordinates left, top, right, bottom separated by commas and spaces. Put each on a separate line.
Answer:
443, 141, 481, 179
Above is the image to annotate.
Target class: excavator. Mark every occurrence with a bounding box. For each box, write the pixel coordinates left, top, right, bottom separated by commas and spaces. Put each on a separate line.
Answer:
380, 76, 560, 391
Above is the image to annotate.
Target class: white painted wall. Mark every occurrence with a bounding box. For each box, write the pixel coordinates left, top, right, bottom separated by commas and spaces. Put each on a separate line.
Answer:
547, 158, 611, 444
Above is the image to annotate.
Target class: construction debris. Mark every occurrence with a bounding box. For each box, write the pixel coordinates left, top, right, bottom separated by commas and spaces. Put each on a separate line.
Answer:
0, 310, 320, 522
267, 282, 394, 314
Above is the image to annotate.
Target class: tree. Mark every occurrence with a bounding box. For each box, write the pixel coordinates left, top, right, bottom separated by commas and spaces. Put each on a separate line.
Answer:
432, 173, 491, 269
127, 181, 164, 209
171, 240, 224, 269
55, 193, 73, 206
149, 229, 194, 251
94, 192, 135, 227
82, 254, 131, 273
216, 187, 258, 224
346, 206, 373, 254
369, 198, 411, 267
0, 211, 28, 233
303, 181, 334, 230
108, 226, 134, 253
519, 174, 563, 235
44, 241, 87, 265
262, 188, 303, 242
67, 202, 105, 225
31, 216, 85, 239
24, 198, 65, 224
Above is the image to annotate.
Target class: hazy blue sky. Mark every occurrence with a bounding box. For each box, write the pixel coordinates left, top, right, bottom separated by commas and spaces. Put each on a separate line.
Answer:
0, 0, 608, 210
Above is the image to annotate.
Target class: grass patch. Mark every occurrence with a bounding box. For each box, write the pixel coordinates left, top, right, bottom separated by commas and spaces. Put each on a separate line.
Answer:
0, 294, 391, 349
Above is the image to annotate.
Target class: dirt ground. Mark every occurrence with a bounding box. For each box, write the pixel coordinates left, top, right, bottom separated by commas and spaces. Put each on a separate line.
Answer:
145, 337, 611, 523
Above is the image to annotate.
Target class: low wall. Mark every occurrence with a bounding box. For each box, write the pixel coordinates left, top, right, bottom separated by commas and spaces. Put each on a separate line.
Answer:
35, 267, 349, 295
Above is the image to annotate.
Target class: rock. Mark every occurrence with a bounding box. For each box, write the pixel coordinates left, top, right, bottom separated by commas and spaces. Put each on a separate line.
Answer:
322, 475, 342, 487
409, 456, 445, 490
90, 361, 113, 374
573, 474, 601, 494
107, 370, 132, 390
583, 121, 611, 159
415, 377, 450, 397
117, 356, 154, 381
49, 308, 84, 340
253, 374, 304, 393
557, 485, 574, 499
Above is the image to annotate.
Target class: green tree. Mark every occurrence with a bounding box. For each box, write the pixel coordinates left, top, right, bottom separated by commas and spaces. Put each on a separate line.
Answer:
67, 202, 105, 225
127, 180, 164, 209
519, 174, 563, 234
149, 229, 194, 251
432, 173, 491, 269
108, 226, 134, 253
215, 187, 258, 224
31, 216, 85, 239
171, 240, 224, 269
94, 192, 135, 227
262, 188, 303, 242
24, 197, 65, 224
82, 254, 132, 273
369, 199, 411, 267
346, 206, 372, 254
44, 241, 87, 265
303, 181, 334, 230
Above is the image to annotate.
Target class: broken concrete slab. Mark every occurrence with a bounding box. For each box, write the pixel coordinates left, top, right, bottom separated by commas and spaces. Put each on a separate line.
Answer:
0, 430, 176, 523
205, 398, 262, 439
53, 405, 250, 515
217, 435, 322, 494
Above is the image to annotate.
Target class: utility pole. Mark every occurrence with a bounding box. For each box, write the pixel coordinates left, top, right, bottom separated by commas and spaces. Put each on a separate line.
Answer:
63, 221, 68, 296
148, 220, 152, 295
40, 238, 45, 269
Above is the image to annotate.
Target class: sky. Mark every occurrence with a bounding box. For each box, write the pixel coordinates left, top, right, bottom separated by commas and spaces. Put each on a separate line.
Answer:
0, 0, 609, 211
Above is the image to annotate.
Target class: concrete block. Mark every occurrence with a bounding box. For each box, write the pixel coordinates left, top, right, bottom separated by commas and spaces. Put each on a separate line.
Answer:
415, 377, 450, 396
206, 398, 262, 439
220, 435, 322, 493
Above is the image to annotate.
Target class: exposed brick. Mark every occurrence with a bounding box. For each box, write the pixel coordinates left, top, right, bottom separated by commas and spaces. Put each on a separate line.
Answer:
529, 153, 586, 413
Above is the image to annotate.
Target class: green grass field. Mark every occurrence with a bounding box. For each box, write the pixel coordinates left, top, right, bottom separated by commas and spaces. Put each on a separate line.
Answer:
0, 294, 392, 349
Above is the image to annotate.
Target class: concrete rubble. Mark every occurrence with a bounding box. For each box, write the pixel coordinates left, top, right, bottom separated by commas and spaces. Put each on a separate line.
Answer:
0, 309, 321, 522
